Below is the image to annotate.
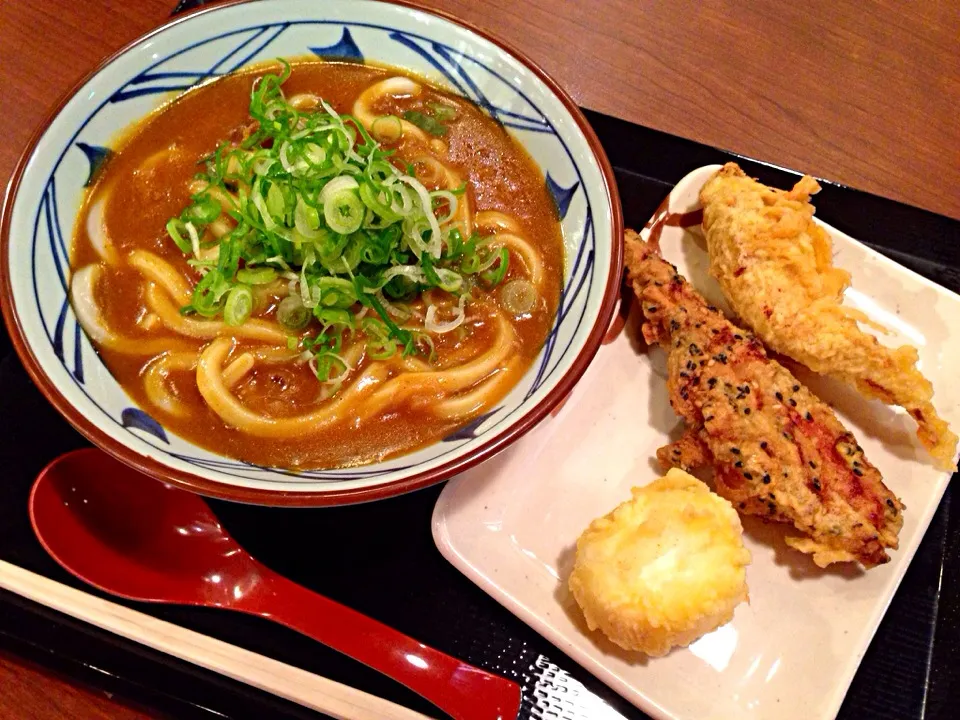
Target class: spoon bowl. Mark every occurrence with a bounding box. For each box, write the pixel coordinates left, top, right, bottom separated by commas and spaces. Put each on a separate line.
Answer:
31, 448, 246, 604
30, 448, 521, 719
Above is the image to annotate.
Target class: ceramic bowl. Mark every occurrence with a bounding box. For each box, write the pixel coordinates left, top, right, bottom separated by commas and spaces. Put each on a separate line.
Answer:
0, 0, 622, 505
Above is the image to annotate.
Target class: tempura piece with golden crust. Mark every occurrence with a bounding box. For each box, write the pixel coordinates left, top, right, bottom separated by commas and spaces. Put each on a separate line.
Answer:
700, 163, 957, 470
568, 468, 750, 656
625, 230, 903, 568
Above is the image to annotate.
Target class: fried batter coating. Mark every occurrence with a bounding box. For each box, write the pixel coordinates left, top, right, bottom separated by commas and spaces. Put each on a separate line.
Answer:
700, 163, 957, 470
625, 230, 903, 568
569, 468, 750, 656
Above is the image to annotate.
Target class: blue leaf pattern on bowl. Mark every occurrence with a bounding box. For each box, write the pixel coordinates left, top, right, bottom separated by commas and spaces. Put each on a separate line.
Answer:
443, 409, 501, 442
120, 408, 169, 444
75, 143, 112, 187
546, 173, 580, 220
310, 28, 363, 61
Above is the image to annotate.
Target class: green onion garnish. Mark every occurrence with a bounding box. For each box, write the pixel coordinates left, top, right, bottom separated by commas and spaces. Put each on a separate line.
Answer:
426, 101, 458, 122
371, 115, 403, 143
402, 110, 448, 137
224, 285, 253, 326
164, 61, 508, 379
236, 267, 278, 285
277, 295, 311, 330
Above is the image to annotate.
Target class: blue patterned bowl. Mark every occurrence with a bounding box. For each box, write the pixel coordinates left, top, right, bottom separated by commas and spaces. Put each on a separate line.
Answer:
0, 0, 622, 505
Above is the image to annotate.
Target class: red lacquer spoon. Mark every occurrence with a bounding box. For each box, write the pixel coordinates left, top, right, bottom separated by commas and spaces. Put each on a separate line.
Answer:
29, 448, 521, 720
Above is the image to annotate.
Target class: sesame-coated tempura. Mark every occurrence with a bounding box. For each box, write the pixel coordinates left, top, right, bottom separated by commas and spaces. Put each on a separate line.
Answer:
625, 230, 903, 568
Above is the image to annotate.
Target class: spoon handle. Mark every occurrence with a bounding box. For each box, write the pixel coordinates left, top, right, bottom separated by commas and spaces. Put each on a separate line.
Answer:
242, 570, 521, 720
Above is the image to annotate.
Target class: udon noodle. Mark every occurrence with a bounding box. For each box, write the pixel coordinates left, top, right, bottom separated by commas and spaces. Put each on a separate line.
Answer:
70, 60, 564, 469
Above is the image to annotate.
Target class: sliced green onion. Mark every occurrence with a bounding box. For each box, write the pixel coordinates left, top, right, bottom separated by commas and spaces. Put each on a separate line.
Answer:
319, 175, 360, 203
323, 189, 364, 234
426, 101, 458, 122
237, 267, 278, 285
277, 295, 311, 329
430, 190, 458, 224
361, 317, 398, 359
425, 295, 466, 334
166, 218, 192, 253
480, 247, 510, 288
500, 278, 537, 315
315, 307, 352, 327
184, 221, 201, 259
371, 115, 403, 143
402, 110, 448, 137
182, 194, 221, 225
319, 235, 363, 275
359, 181, 400, 223
266, 183, 286, 219
314, 277, 357, 308
224, 285, 253, 326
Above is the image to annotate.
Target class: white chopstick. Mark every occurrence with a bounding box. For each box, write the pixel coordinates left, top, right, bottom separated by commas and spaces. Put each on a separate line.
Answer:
0, 560, 434, 720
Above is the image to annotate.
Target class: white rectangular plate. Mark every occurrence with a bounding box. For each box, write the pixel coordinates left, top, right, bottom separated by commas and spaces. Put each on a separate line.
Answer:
432, 165, 960, 720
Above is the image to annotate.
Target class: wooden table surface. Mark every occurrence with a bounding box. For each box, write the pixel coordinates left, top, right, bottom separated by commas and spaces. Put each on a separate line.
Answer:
0, 0, 957, 716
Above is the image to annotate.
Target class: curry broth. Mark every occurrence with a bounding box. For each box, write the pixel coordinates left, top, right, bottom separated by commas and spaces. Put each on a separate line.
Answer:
74, 61, 564, 469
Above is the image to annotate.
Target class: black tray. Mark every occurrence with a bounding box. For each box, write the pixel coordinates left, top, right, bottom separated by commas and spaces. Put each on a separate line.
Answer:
2, 7, 959, 718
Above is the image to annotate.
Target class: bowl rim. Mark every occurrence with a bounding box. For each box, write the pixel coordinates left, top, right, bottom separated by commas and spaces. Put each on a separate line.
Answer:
0, 0, 624, 506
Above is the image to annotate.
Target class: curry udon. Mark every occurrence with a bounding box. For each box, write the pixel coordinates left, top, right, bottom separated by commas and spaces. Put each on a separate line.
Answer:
71, 60, 563, 469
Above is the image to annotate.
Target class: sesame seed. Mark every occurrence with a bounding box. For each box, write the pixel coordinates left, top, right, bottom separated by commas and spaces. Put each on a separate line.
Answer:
792, 385, 800, 392
730, 447, 741, 454
775, 392, 783, 401
809, 460, 816, 469
789, 398, 797, 407
744, 408, 751, 415
762, 474, 771, 484
760, 441, 768, 449
744, 472, 753, 480
853, 468, 864, 477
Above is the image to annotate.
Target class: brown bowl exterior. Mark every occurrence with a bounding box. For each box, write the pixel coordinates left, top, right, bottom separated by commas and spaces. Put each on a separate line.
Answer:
0, 0, 623, 506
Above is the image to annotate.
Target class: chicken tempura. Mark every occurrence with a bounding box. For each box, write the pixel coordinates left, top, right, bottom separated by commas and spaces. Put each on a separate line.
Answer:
700, 163, 957, 470
625, 230, 903, 568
